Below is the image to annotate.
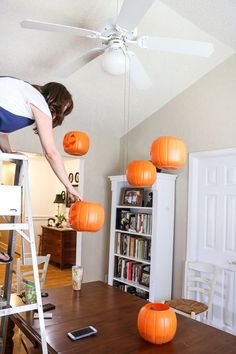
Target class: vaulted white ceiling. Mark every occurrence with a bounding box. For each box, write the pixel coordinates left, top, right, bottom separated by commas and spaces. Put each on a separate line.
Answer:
1, 0, 235, 138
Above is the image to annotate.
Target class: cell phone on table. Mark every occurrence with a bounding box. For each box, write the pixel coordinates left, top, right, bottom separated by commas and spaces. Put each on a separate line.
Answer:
67, 326, 97, 340
35, 303, 55, 313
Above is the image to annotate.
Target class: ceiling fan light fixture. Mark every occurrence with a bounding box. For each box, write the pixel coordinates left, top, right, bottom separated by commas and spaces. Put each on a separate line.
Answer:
101, 48, 129, 76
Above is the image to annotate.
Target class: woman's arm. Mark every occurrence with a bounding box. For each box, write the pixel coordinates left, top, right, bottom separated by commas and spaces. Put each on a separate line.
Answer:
30, 104, 82, 201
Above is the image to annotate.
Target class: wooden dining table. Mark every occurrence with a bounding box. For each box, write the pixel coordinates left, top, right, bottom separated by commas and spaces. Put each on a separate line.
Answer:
6, 281, 236, 353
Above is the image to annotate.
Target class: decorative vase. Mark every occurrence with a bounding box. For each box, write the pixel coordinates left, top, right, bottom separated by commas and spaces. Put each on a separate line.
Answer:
137, 303, 177, 344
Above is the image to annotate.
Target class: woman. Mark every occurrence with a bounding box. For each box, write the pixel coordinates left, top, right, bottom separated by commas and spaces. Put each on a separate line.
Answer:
0, 77, 81, 262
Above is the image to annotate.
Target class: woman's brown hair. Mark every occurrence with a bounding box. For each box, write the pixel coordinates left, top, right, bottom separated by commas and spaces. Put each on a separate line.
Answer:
32, 82, 73, 133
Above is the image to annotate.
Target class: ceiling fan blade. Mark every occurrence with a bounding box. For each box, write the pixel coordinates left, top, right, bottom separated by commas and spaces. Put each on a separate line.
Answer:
116, 0, 155, 32
21, 20, 102, 39
137, 36, 214, 57
60, 48, 105, 77
127, 52, 152, 90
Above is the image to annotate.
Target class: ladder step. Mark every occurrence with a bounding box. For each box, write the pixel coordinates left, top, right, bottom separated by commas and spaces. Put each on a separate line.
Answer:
0, 223, 29, 230
0, 303, 38, 317
0, 152, 28, 162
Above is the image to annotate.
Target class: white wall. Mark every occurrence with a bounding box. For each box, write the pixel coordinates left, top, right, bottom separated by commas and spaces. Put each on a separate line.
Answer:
120, 54, 236, 297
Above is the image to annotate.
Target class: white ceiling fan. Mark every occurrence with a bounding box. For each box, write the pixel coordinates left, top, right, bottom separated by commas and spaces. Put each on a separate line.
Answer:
21, 0, 214, 90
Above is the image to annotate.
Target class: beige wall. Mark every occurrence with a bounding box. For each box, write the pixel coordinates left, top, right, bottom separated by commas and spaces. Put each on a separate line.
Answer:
82, 133, 120, 282
120, 54, 236, 297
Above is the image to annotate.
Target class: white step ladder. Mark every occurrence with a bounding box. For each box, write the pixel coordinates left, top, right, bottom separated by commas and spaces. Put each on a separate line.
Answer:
0, 153, 48, 354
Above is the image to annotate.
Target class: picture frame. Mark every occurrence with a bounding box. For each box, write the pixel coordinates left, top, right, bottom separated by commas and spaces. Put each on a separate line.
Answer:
66, 184, 78, 208
139, 270, 150, 287
121, 188, 144, 207
145, 192, 153, 207
119, 210, 131, 231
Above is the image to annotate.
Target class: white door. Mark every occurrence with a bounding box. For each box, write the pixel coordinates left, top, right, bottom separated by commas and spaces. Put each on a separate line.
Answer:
187, 148, 236, 334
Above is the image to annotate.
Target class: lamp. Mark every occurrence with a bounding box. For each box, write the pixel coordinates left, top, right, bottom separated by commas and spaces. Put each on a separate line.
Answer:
53, 193, 65, 216
101, 47, 130, 76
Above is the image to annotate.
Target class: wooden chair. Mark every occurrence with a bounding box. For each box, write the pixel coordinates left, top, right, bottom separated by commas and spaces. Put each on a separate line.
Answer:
21, 335, 41, 354
15, 254, 51, 293
165, 261, 218, 323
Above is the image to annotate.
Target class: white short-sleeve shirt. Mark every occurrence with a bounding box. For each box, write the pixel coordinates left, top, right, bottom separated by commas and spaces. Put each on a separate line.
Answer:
0, 76, 52, 133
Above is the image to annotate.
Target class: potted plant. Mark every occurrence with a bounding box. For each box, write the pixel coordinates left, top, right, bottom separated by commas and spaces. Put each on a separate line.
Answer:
55, 213, 66, 228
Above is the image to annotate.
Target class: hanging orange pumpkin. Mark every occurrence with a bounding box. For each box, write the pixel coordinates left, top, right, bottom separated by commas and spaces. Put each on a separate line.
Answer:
150, 136, 187, 170
126, 160, 156, 187
69, 200, 105, 232
137, 303, 177, 344
63, 131, 90, 156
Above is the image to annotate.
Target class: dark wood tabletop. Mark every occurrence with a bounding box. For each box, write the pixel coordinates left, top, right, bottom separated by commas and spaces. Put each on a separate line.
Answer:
9, 281, 236, 354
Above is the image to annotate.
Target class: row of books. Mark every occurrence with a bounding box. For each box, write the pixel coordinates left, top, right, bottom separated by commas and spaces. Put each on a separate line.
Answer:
113, 281, 149, 300
114, 257, 150, 284
115, 232, 151, 261
118, 210, 152, 235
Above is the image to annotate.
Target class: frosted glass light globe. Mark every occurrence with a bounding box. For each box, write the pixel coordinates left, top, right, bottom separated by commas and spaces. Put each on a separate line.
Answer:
101, 48, 129, 75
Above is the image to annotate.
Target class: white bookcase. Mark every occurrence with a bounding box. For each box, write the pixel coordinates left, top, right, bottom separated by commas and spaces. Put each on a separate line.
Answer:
108, 173, 177, 302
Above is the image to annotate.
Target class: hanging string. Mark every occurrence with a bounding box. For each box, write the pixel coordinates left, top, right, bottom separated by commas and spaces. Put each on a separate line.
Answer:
116, 0, 120, 18
122, 49, 131, 180
116, 0, 131, 181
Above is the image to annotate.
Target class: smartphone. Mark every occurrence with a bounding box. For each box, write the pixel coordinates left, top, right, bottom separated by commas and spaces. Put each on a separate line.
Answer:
67, 326, 97, 340
35, 303, 55, 313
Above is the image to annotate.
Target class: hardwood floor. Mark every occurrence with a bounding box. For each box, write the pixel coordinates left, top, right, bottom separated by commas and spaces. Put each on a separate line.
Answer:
0, 255, 73, 354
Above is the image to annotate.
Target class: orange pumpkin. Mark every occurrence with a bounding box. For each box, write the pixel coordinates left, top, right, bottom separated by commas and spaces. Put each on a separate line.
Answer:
126, 160, 156, 187
69, 200, 105, 232
63, 131, 90, 156
150, 136, 187, 170
137, 303, 177, 344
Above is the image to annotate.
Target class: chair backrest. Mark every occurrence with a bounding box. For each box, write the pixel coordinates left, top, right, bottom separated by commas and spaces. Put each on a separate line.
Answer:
183, 261, 218, 319
15, 254, 51, 293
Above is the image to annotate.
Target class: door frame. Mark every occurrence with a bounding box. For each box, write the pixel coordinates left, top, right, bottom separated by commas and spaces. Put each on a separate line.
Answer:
186, 147, 236, 260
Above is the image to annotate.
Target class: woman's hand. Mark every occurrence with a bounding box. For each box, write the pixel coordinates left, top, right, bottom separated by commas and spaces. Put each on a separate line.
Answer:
67, 185, 82, 202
